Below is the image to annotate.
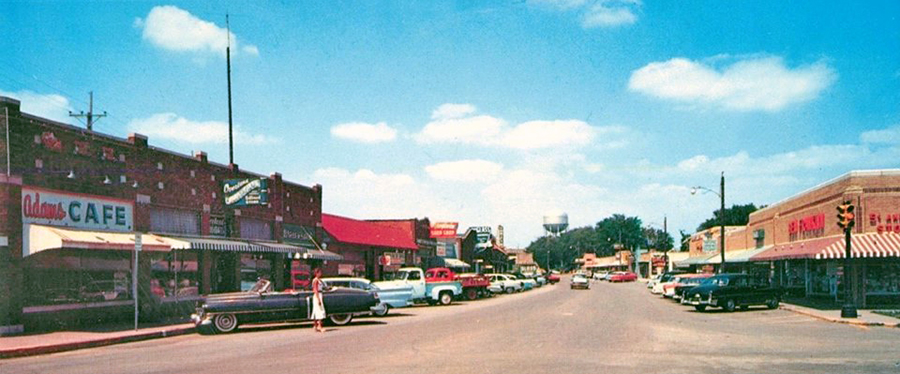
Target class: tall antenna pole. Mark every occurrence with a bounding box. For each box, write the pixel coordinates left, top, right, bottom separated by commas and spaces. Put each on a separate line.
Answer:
69, 91, 107, 131
226, 14, 235, 166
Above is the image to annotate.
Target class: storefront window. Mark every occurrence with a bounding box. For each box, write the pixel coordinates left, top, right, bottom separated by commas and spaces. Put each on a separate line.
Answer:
150, 250, 200, 300
809, 262, 838, 296
25, 250, 133, 307
240, 254, 272, 291
866, 261, 900, 295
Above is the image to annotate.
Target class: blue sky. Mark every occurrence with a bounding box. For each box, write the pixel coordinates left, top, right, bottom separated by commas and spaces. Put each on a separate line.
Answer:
2, 1, 899, 247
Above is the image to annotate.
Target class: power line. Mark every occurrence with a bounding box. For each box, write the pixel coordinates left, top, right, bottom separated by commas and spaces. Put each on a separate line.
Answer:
69, 91, 107, 131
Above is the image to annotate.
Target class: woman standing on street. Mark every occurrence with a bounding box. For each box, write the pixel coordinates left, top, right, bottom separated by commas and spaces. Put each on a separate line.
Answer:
311, 267, 326, 333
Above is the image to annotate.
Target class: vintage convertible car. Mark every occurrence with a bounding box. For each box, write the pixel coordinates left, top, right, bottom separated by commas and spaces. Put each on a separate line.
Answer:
192, 279, 379, 334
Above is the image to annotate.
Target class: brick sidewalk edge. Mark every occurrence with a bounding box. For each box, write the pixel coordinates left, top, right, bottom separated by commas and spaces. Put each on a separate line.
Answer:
779, 304, 899, 328
0, 326, 196, 359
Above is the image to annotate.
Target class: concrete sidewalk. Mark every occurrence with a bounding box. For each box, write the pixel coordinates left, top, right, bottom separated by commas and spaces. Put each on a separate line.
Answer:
780, 303, 900, 328
0, 323, 195, 359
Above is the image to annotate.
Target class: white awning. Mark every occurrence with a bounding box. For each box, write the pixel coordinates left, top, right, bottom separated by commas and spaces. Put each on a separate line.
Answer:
25, 224, 171, 257
442, 258, 471, 268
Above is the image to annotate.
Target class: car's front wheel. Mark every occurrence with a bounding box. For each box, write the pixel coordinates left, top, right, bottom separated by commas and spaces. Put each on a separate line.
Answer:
766, 298, 780, 309
212, 313, 238, 333
439, 291, 453, 306
694, 305, 707, 312
327, 314, 353, 326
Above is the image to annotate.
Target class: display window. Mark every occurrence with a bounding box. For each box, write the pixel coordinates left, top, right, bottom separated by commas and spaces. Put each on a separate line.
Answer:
865, 261, 900, 295
240, 254, 272, 291
149, 250, 200, 300
24, 249, 133, 307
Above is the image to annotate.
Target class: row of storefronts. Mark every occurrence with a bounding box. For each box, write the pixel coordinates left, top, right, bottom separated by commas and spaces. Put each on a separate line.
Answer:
676, 170, 900, 307
0, 97, 513, 334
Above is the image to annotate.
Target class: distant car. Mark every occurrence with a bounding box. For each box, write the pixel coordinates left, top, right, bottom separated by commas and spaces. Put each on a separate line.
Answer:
546, 272, 561, 284
609, 272, 637, 282
652, 272, 687, 294
487, 274, 523, 294
570, 274, 590, 290
684, 274, 782, 312
663, 274, 713, 299
593, 271, 609, 280
512, 274, 536, 291
533, 275, 547, 287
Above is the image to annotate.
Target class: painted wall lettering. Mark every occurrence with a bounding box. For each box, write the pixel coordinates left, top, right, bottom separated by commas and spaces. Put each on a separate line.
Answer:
22, 187, 133, 232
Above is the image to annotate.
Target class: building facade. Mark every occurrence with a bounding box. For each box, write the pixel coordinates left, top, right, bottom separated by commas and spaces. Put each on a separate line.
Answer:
0, 97, 328, 334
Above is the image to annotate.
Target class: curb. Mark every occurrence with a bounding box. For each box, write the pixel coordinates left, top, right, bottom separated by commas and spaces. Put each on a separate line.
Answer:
779, 305, 899, 328
0, 326, 196, 359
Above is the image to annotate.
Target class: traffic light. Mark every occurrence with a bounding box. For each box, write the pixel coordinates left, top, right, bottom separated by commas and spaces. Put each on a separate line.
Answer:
836, 201, 855, 230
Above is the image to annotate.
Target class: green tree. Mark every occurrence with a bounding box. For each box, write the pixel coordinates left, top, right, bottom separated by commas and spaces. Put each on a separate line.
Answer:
679, 230, 691, 252
696, 203, 759, 232
643, 226, 674, 252
595, 214, 644, 252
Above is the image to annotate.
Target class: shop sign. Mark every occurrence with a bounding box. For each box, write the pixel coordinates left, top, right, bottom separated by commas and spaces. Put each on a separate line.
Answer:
209, 215, 227, 237
223, 178, 268, 207
384, 251, 406, 265
869, 213, 900, 234
282, 224, 316, 247
430, 222, 458, 238
22, 187, 133, 231
787, 213, 825, 241
702, 239, 717, 252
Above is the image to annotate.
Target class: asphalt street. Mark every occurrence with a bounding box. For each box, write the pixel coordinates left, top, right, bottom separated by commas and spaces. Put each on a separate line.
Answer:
2, 277, 899, 374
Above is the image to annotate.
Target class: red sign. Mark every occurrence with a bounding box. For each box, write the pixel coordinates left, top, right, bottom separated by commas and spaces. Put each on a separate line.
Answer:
869, 213, 900, 234
429, 222, 459, 238
379, 255, 391, 266
788, 213, 825, 240
41, 132, 62, 152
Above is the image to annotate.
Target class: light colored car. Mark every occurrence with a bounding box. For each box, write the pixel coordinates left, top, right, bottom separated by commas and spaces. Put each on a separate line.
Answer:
511, 274, 537, 291
487, 273, 523, 294
323, 277, 408, 317
594, 271, 609, 280
570, 274, 590, 290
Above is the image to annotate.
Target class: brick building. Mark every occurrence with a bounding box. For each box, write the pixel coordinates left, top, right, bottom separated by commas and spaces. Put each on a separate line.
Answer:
678, 170, 900, 307
0, 97, 334, 334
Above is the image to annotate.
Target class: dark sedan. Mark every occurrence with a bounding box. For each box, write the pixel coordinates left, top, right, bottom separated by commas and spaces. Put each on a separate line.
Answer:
192, 279, 379, 334
684, 273, 781, 312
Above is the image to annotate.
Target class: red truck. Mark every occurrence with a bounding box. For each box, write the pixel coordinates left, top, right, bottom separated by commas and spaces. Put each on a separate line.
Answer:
425, 267, 492, 300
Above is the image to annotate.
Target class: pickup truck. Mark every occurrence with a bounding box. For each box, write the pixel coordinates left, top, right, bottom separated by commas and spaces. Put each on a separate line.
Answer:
425, 267, 492, 300
374, 267, 463, 306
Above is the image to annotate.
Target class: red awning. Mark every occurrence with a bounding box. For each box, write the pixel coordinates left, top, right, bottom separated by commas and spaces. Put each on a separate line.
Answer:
322, 214, 418, 250
816, 232, 900, 259
750, 236, 841, 261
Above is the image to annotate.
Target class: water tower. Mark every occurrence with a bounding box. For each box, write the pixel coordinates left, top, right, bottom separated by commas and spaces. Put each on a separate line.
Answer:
543, 210, 569, 237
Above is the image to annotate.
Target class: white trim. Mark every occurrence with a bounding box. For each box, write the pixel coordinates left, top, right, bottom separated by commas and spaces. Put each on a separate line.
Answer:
0, 236, 7, 246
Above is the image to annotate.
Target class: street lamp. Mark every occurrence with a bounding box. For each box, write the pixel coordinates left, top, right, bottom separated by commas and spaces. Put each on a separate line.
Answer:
692, 172, 726, 273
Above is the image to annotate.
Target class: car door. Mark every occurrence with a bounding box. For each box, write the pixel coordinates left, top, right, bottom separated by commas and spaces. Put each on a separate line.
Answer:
406, 270, 426, 298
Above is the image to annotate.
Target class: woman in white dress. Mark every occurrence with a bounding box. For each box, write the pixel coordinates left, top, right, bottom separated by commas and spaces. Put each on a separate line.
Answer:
311, 267, 326, 332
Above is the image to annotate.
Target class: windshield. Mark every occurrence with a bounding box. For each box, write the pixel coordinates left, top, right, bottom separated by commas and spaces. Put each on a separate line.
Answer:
249, 279, 271, 293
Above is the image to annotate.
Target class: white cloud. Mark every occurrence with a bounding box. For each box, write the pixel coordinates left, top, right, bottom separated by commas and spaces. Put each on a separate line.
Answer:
501, 120, 596, 149
531, 0, 641, 29
628, 56, 836, 112
135, 6, 259, 57
0, 90, 72, 124
128, 113, 275, 145
860, 125, 900, 144
431, 103, 477, 120
330, 122, 397, 143
425, 160, 504, 183
415, 114, 508, 146
582, 1, 639, 28
415, 103, 618, 151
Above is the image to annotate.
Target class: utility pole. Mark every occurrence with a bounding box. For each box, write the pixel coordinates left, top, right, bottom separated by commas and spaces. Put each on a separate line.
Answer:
69, 91, 107, 131
226, 13, 235, 166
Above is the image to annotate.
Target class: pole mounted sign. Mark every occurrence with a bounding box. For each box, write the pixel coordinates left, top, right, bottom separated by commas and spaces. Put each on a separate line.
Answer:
223, 178, 268, 207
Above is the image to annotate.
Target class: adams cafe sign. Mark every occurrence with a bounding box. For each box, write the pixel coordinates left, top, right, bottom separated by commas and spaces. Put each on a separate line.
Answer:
22, 187, 134, 232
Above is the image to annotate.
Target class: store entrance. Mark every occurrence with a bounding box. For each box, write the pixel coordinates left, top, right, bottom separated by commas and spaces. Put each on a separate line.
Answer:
214, 252, 238, 293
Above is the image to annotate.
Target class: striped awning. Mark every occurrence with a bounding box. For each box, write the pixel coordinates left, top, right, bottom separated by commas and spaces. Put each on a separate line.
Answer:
161, 236, 254, 252
300, 247, 343, 261
815, 232, 900, 259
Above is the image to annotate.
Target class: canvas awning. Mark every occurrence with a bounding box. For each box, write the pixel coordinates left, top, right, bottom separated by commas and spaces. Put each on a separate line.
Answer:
296, 247, 343, 261
675, 253, 717, 267
751, 236, 841, 261
724, 246, 772, 263
815, 232, 900, 259
159, 235, 257, 252
441, 258, 471, 268
24, 224, 171, 257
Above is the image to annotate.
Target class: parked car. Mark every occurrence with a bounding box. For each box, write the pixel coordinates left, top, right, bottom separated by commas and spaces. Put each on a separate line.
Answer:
512, 273, 536, 291
593, 271, 609, 280
609, 272, 638, 282
373, 267, 462, 306
652, 272, 687, 294
192, 279, 379, 334
487, 273, 523, 294
665, 274, 713, 300
322, 277, 402, 317
546, 272, 561, 284
683, 273, 782, 312
533, 275, 547, 287
570, 274, 590, 290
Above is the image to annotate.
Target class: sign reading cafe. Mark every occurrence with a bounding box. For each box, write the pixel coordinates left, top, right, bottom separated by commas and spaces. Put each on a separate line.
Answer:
223, 178, 269, 207
22, 187, 133, 231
